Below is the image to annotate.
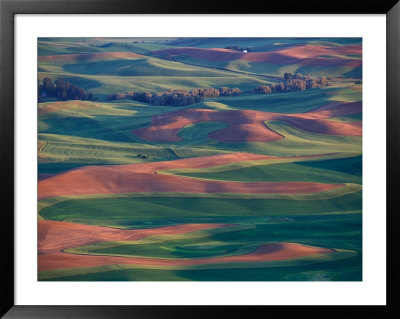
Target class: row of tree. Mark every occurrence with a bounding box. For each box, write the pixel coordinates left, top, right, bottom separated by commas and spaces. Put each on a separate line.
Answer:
107, 87, 242, 106
254, 73, 329, 94
38, 77, 96, 102
38, 73, 327, 105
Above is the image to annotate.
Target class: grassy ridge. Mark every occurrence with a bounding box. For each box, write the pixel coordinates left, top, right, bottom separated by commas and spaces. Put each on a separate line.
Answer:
38, 39, 177, 56
167, 156, 361, 184
37, 184, 362, 224
39, 191, 361, 228
37, 38, 362, 281
38, 97, 361, 167
64, 212, 360, 260
210, 87, 346, 113
38, 50, 273, 97
63, 58, 237, 77
38, 133, 229, 169
38, 73, 271, 99
226, 61, 357, 78
149, 53, 360, 79
162, 37, 361, 50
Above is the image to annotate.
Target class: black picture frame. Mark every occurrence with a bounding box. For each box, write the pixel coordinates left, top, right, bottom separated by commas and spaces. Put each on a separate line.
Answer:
1, 0, 399, 318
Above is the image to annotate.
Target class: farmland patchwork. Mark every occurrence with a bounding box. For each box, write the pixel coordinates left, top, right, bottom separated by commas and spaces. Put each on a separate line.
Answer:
38, 38, 362, 281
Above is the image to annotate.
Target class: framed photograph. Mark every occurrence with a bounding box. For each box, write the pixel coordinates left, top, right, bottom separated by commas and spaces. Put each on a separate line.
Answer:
1, 0, 398, 317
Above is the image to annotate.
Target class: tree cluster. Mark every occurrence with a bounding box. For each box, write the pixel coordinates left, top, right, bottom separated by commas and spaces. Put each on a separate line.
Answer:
218, 87, 242, 96
107, 90, 202, 106
189, 87, 221, 98
253, 73, 329, 95
107, 87, 242, 106
253, 85, 272, 94
38, 77, 95, 102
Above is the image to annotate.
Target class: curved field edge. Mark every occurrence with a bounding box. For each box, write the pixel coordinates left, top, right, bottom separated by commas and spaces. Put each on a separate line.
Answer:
159, 155, 361, 184
264, 120, 362, 154
38, 189, 361, 230
63, 224, 254, 253
38, 185, 362, 220
38, 133, 232, 166
38, 120, 361, 163
38, 249, 356, 280
158, 151, 352, 175
64, 242, 258, 260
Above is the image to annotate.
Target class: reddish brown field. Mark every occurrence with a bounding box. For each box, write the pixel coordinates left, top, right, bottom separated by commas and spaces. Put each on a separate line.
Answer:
38, 100, 359, 200
298, 57, 361, 68
133, 102, 362, 143
134, 108, 215, 142
38, 153, 343, 200
308, 101, 362, 118
38, 219, 334, 271
133, 109, 284, 143
151, 44, 362, 67
208, 122, 283, 142
278, 116, 362, 136
38, 220, 236, 271
276, 44, 362, 59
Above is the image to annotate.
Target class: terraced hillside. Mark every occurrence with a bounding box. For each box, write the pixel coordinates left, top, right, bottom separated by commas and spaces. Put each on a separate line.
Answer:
38, 38, 362, 281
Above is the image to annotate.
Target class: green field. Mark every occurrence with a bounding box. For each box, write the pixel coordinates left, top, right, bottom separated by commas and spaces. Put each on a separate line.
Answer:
39, 191, 361, 228
167, 156, 362, 184
38, 37, 362, 281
